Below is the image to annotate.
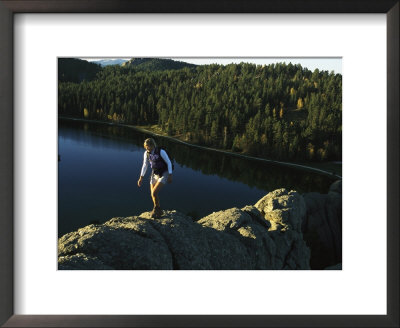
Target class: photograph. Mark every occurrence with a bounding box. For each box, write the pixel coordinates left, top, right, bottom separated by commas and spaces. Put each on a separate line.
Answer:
1, 0, 398, 325
57, 57, 343, 270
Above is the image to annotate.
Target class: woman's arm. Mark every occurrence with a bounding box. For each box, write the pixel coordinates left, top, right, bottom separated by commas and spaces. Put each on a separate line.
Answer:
140, 151, 149, 177
138, 152, 149, 187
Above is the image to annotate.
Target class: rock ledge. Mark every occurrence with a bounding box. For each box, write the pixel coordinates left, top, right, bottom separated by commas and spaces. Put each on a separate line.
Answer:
59, 188, 332, 270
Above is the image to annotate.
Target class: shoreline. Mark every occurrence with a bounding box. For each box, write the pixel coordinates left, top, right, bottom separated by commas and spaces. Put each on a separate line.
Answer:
59, 116, 342, 179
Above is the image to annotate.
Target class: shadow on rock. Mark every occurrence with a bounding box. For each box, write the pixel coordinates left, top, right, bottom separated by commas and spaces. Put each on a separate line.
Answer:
302, 180, 342, 269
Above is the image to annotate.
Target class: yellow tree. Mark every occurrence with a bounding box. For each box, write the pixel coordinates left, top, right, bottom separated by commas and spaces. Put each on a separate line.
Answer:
307, 143, 315, 160
297, 98, 304, 109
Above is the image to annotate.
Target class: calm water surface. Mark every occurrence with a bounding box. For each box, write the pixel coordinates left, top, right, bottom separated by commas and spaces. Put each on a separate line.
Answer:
58, 119, 337, 237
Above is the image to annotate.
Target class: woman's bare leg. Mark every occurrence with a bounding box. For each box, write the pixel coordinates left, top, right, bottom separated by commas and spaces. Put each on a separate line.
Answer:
151, 181, 164, 209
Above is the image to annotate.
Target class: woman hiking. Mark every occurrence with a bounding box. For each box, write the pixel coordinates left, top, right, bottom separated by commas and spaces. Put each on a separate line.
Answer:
137, 138, 173, 218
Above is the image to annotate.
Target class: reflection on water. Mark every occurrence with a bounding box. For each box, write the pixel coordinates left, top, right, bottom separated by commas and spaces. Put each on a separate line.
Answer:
58, 119, 337, 237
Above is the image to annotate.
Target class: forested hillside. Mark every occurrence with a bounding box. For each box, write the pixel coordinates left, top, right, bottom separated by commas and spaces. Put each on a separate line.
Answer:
58, 59, 342, 162
122, 58, 197, 71
58, 58, 102, 83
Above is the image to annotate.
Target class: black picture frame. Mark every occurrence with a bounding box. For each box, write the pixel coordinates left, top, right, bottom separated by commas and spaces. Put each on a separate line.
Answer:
0, 0, 398, 327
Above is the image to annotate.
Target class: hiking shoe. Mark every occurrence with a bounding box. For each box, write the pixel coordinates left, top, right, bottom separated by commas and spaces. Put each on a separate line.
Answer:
150, 207, 162, 218
153, 206, 163, 218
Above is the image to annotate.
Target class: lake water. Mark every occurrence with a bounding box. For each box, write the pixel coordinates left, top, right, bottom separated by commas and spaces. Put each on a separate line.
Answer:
58, 119, 337, 237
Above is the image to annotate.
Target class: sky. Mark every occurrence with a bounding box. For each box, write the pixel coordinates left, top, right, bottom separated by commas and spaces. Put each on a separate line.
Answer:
83, 57, 342, 74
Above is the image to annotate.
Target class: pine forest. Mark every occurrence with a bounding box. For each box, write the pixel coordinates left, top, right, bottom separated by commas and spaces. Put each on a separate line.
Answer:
58, 58, 342, 162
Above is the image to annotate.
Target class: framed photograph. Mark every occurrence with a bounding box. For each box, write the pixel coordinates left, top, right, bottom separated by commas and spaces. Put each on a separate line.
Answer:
1, 0, 398, 327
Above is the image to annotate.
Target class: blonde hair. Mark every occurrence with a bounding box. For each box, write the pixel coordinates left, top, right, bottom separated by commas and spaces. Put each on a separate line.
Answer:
144, 138, 157, 148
